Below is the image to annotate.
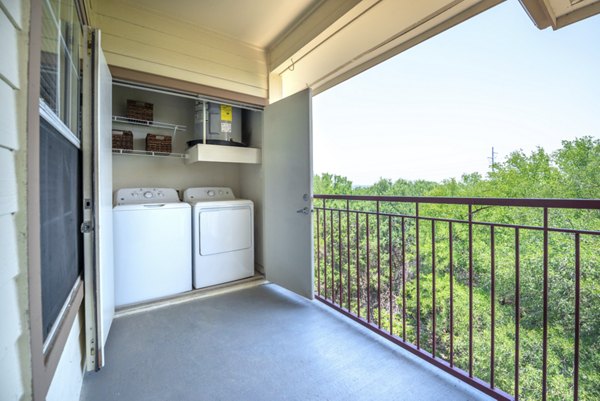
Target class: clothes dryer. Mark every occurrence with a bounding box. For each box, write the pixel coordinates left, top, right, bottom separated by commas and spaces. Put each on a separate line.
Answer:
183, 187, 254, 289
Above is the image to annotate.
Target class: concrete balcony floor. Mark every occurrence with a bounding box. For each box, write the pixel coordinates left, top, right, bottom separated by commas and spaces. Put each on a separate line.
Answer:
80, 284, 492, 401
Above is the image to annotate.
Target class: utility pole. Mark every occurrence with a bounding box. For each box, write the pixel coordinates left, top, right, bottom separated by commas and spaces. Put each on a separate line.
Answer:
488, 147, 498, 172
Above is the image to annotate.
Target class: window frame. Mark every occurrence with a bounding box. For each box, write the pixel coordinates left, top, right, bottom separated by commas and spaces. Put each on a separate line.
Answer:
27, 0, 88, 399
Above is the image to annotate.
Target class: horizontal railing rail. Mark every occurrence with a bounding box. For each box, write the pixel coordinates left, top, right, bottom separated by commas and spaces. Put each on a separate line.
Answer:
313, 194, 600, 401
315, 194, 600, 209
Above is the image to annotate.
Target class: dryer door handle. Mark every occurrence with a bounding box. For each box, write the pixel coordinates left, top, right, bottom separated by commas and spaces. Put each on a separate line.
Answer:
143, 204, 166, 208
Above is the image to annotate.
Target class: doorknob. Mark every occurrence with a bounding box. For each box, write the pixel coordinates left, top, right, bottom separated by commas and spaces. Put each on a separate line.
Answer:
296, 207, 311, 215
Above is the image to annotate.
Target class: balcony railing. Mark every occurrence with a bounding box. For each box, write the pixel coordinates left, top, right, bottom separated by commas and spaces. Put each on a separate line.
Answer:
313, 194, 600, 401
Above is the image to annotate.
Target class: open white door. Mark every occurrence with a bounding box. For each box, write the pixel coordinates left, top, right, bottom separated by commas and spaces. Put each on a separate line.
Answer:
82, 28, 114, 370
263, 88, 314, 299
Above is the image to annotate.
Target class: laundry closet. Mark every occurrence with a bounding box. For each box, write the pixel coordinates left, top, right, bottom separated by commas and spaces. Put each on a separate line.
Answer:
82, 30, 313, 372
110, 81, 267, 308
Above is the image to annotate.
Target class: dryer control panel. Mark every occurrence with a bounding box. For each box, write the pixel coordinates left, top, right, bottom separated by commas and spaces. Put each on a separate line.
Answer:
114, 188, 181, 205
183, 187, 235, 203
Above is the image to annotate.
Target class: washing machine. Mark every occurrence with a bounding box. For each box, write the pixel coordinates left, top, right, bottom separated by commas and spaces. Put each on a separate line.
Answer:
183, 187, 254, 289
113, 188, 192, 307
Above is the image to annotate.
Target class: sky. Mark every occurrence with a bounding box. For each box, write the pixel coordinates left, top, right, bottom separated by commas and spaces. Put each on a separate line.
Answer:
312, 1, 600, 186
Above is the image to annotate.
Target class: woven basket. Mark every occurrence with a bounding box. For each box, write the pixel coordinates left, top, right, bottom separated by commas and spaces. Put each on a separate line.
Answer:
146, 134, 172, 153
127, 100, 153, 121
112, 130, 133, 150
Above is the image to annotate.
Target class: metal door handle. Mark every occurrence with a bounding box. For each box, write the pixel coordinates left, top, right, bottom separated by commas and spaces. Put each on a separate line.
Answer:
296, 207, 311, 215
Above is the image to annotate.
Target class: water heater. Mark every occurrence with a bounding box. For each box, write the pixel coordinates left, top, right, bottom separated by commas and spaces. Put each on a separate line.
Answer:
192, 101, 244, 147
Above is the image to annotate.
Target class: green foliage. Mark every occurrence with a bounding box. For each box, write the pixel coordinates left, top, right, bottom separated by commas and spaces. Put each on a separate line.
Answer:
485, 148, 561, 198
314, 137, 600, 400
313, 173, 354, 195
554, 136, 600, 198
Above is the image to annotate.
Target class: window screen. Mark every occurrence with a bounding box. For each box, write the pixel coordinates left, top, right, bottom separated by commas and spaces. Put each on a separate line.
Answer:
40, 117, 82, 340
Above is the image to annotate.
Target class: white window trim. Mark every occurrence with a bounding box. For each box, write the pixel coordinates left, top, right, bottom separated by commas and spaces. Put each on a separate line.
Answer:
42, 277, 83, 354
39, 98, 81, 148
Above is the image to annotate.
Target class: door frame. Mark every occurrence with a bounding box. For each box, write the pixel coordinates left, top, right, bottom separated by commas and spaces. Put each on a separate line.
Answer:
82, 27, 115, 371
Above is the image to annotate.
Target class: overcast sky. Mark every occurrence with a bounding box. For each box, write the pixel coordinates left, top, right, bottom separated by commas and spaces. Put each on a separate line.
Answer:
312, 1, 600, 186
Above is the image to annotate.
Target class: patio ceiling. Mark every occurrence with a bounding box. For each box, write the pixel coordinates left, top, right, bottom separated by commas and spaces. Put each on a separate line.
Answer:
91, 0, 600, 100
115, 0, 324, 49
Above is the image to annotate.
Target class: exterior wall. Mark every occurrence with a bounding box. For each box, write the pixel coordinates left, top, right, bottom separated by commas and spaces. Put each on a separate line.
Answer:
1, 1, 85, 400
90, 0, 268, 99
46, 311, 84, 401
0, 0, 31, 400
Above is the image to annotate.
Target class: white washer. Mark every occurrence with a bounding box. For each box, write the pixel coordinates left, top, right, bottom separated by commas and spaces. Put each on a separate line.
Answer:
113, 188, 191, 307
183, 187, 254, 289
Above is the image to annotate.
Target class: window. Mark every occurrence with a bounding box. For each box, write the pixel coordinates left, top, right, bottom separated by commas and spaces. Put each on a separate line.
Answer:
39, 0, 82, 342
40, 0, 81, 135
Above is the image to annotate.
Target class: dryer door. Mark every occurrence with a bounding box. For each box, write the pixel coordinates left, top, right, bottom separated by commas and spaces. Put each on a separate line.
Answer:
199, 206, 253, 255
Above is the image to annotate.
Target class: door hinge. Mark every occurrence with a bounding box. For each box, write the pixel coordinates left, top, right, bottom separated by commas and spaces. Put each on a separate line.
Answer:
81, 220, 94, 233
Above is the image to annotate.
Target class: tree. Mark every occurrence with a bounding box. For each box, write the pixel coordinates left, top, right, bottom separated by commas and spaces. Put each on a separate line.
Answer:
554, 136, 600, 199
313, 137, 600, 400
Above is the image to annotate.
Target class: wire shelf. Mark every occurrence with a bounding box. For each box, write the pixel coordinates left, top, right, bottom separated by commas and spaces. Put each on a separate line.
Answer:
112, 149, 187, 159
112, 116, 187, 132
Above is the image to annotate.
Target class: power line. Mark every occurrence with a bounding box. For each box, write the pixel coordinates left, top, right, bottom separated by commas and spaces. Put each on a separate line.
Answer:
488, 147, 498, 172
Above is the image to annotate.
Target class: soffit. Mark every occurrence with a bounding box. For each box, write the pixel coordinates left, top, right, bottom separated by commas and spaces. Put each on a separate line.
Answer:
548, 0, 599, 18
519, 0, 600, 29
88, 0, 508, 101
271, 0, 505, 98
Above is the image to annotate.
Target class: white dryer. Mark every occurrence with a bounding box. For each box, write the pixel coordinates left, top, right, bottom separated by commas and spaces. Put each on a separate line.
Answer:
113, 188, 192, 307
183, 187, 254, 289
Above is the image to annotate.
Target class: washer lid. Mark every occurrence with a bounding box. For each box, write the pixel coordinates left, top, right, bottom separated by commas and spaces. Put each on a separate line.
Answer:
184, 187, 235, 203
113, 202, 191, 211
114, 188, 181, 205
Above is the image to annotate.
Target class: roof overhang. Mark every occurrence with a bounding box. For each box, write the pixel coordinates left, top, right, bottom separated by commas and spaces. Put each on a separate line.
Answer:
519, 0, 600, 29
268, 0, 505, 99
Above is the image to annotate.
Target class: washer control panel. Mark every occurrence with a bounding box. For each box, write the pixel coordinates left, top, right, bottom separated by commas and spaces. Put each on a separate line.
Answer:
114, 188, 181, 205
183, 187, 235, 203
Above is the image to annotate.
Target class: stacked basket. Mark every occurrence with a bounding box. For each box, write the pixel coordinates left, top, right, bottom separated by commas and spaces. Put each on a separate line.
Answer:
126, 100, 153, 122
112, 130, 133, 151
145, 134, 172, 153
119, 100, 173, 154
